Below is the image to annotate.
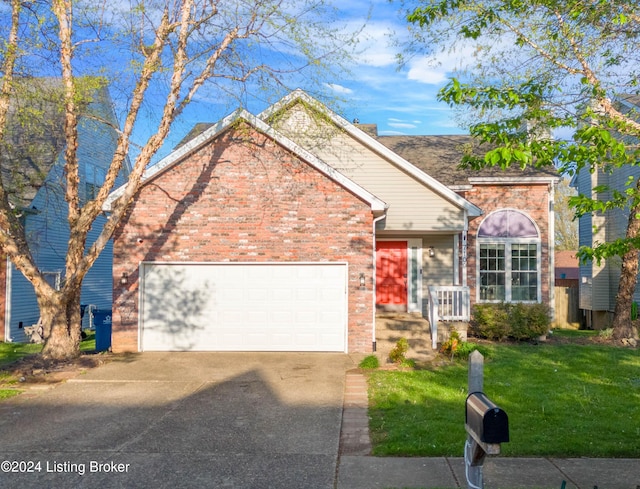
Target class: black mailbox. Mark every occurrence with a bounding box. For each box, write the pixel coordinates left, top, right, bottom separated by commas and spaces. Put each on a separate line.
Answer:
465, 392, 509, 444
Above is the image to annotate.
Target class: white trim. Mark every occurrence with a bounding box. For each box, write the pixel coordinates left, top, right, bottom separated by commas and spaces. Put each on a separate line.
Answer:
476, 209, 542, 303
407, 238, 423, 313
371, 214, 386, 350
476, 239, 542, 303
453, 234, 460, 286
548, 180, 556, 322
258, 89, 482, 217
104, 109, 387, 215
468, 176, 559, 185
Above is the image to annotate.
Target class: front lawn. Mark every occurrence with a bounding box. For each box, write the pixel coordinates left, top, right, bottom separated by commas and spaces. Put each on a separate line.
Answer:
0, 331, 98, 400
368, 331, 640, 458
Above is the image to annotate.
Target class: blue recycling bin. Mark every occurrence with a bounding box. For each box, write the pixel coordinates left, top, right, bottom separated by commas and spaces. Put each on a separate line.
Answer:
93, 309, 112, 352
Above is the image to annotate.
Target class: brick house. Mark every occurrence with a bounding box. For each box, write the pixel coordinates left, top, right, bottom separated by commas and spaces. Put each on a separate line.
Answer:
105, 90, 558, 353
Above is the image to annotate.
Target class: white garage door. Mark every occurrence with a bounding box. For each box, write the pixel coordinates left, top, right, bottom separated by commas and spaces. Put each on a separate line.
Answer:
140, 262, 347, 352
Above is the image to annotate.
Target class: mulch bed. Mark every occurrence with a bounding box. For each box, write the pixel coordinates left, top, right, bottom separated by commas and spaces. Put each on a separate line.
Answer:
1, 352, 112, 386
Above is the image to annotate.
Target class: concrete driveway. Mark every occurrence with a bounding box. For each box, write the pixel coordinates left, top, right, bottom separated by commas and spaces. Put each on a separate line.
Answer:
0, 352, 354, 488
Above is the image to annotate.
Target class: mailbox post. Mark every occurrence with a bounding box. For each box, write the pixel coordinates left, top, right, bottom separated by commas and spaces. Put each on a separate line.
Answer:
464, 350, 509, 489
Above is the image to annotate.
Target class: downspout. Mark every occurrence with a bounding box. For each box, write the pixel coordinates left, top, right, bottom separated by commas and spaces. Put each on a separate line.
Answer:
462, 210, 468, 287
548, 180, 557, 324
371, 213, 387, 352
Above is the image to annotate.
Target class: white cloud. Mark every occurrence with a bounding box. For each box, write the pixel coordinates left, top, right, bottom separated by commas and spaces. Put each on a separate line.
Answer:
350, 20, 401, 67
405, 43, 480, 85
325, 83, 353, 94
388, 121, 418, 129
406, 57, 449, 85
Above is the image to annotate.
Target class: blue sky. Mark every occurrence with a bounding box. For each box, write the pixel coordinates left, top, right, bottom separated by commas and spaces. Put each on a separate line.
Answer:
321, 0, 467, 137
162, 0, 467, 152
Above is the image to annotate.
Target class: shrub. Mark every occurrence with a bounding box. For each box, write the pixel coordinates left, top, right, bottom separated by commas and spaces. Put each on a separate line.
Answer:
389, 338, 409, 364
440, 330, 487, 360
470, 304, 510, 341
471, 303, 550, 341
599, 328, 614, 339
440, 330, 462, 358
359, 355, 379, 369
509, 303, 549, 340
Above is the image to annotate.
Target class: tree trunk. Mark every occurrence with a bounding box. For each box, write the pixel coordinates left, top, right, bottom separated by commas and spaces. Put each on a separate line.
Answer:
612, 248, 640, 341
39, 289, 83, 361
612, 182, 640, 342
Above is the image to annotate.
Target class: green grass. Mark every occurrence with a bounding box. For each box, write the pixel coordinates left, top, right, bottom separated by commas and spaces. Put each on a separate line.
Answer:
80, 330, 96, 352
0, 341, 43, 368
368, 336, 640, 458
0, 331, 97, 400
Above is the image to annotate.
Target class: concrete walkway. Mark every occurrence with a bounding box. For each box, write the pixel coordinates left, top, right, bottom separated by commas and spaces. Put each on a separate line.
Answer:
336, 371, 640, 489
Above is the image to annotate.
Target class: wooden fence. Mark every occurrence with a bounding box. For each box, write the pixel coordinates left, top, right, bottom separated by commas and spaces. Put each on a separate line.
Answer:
554, 286, 580, 327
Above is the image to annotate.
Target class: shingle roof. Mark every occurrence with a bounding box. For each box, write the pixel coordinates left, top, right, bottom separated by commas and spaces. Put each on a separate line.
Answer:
376, 134, 558, 188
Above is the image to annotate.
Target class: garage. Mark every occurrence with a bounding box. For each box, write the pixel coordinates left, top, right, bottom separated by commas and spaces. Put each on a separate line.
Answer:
139, 262, 348, 352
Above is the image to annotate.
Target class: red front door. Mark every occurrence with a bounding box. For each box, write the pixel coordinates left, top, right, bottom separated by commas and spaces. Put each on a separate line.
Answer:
376, 241, 407, 307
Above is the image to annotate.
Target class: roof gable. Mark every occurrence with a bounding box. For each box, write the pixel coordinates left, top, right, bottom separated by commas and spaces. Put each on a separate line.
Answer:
104, 109, 387, 214
258, 89, 482, 217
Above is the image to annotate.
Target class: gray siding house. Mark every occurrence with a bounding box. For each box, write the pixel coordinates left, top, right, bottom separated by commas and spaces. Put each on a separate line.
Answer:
2, 80, 129, 343
573, 95, 640, 328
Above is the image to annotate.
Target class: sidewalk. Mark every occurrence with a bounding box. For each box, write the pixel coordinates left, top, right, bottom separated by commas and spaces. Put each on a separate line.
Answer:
338, 371, 640, 489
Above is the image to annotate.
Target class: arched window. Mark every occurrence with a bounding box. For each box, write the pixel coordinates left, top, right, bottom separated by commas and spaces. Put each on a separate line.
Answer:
477, 210, 540, 302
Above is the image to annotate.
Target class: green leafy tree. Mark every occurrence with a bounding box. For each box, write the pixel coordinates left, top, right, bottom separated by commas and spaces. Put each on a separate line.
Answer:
555, 177, 578, 251
404, 0, 640, 342
0, 0, 360, 360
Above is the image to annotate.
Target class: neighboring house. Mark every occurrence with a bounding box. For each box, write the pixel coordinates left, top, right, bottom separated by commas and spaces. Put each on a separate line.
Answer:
573, 95, 640, 329
1, 79, 130, 343
105, 90, 558, 354
555, 251, 579, 287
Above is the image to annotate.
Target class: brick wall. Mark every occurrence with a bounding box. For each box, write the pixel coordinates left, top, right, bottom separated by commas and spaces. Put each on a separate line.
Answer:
462, 183, 552, 307
112, 124, 375, 353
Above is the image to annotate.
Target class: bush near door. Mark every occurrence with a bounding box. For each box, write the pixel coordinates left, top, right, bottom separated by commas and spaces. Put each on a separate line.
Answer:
470, 303, 550, 341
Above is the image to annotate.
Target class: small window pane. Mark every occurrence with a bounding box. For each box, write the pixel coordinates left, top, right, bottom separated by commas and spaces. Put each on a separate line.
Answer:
480, 244, 505, 301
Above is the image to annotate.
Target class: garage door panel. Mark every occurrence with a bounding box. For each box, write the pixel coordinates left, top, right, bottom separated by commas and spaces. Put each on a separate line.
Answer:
141, 263, 347, 352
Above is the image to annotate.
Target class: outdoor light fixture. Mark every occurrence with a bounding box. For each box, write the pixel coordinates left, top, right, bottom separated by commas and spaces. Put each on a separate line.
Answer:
359, 273, 366, 288
428, 246, 435, 257
120, 272, 128, 285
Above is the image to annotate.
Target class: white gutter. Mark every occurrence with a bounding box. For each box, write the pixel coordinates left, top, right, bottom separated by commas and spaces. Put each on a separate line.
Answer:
548, 180, 556, 323
462, 210, 469, 287
371, 213, 387, 352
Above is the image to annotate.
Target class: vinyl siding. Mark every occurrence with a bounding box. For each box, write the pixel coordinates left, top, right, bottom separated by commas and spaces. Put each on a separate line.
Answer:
272, 106, 467, 232
419, 234, 456, 287
575, 163, 640, 313
591, 169, 612, 311
6, 91, 124, 342
576, 168, 593, 310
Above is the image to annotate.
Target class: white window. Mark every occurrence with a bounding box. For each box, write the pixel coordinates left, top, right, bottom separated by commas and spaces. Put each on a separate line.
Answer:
477, 210, 540, 303
42, 271, 62, 291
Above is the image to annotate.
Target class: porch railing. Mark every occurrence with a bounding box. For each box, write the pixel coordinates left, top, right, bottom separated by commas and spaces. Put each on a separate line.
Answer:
427, 285, 471, 350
